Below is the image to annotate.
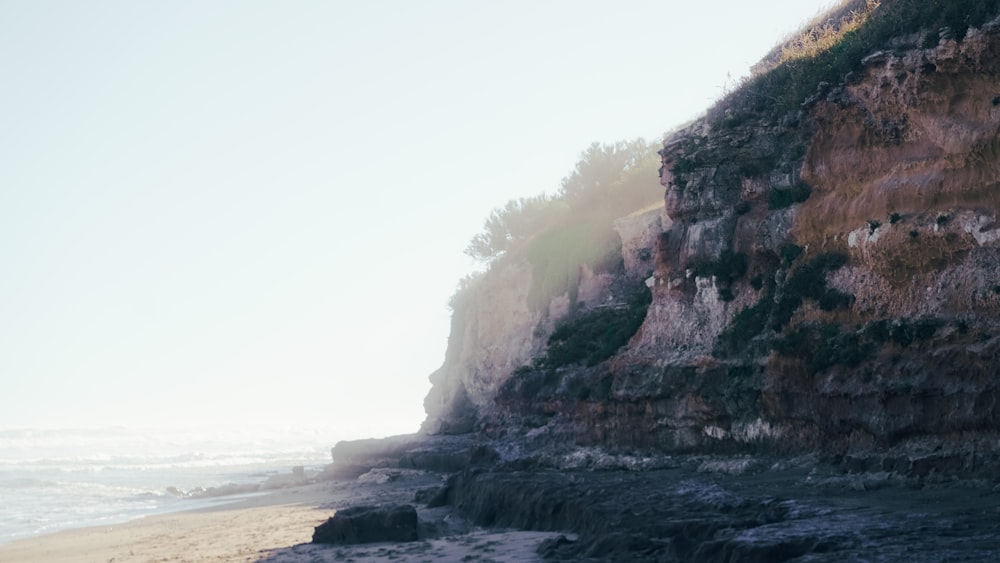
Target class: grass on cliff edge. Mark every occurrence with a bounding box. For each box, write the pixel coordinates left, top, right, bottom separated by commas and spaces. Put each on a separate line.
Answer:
710, 0, 1000, 123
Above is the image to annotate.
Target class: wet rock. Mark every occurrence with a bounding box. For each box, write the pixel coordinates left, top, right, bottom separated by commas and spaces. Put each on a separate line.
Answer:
438, 461, 1000, 562
311, 504, 418, 544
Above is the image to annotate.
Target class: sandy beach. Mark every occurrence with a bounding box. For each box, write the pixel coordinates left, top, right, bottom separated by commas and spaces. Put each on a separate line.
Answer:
0, 471, 561, 563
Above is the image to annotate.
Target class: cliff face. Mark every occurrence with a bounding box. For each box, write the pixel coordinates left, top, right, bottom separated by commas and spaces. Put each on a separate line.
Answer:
420, 261, 542, 435
421, 257, 623, 435
759, 23, 1000, 456
422, 19, 1000, 469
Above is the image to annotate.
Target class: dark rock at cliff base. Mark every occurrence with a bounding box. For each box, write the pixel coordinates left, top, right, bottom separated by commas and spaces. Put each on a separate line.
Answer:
441, 462, 1000, 562
312, 504, 419, 544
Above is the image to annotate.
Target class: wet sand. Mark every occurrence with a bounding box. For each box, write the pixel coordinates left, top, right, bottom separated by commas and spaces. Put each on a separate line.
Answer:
0, 473, 560, 563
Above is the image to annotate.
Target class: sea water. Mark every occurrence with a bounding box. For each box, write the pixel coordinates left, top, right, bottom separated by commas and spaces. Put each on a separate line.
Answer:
0, 426, 337, 545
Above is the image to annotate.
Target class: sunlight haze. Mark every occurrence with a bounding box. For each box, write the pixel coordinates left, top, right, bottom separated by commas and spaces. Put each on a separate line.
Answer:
1, 1, 837, 439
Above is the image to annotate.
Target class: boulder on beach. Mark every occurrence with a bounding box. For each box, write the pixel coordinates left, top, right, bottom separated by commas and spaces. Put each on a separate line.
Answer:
312, 504, 419, 544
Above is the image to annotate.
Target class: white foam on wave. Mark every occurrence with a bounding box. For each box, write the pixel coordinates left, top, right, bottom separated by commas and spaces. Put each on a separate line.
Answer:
0, 425, 340, 545
0, 425, 335, 463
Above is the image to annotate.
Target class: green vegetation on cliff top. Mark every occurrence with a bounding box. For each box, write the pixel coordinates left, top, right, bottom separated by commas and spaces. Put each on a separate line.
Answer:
459, 0, 1000, 314
712, 0, 1000, 121
454, 0, 1000, 364
462, 138, 661, 310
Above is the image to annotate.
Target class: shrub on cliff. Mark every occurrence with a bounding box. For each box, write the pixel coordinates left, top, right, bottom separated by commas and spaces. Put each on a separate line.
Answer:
539, 284, 652, 368
772, 322, 874, 373
772, 252, 853, 330
713, 251, 854, 357
768, 183, 812, 210
770, 317, 946, 374
710, 0, 1000, 122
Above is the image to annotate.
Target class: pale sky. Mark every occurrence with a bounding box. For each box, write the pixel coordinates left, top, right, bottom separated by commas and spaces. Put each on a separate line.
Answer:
1, 0, 837, 440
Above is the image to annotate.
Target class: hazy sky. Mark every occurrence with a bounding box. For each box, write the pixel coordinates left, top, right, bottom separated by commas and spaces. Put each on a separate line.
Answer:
1, 0, 836, 440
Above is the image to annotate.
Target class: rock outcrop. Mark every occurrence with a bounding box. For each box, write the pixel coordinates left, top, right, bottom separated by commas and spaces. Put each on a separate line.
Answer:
420, 261, 544, 435
439, 461, 1000, 562
312, 504, 419, 544
420, 15, 1000, 473
320, 9, 1000, 562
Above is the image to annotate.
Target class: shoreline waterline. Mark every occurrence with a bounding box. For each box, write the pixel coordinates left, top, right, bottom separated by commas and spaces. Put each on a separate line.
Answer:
0, 468, 559, 563
0, 426, 341, 545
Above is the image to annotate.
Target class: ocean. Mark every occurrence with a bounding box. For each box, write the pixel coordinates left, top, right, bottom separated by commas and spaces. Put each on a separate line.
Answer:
0, 426, 338, 545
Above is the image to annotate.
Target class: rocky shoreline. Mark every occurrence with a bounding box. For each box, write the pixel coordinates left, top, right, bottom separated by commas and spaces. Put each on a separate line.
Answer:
324, 432, 1000, 562
4, 432, 996, 562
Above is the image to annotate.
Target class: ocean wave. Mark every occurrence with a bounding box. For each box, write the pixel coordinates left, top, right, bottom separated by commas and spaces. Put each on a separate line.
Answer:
0, 425, 338, 545
0, 450, 328, 473
0, 426, 336, 463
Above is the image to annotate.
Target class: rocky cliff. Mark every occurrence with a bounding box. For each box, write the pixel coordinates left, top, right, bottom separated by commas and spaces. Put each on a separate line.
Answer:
421, 13, 1000, 474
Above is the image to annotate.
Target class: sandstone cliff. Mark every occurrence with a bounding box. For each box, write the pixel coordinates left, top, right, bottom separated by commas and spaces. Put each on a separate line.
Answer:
421, 11, 1000, 474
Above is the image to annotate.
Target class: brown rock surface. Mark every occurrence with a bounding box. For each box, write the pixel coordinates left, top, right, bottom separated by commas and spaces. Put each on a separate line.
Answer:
420, 16, 1000, 473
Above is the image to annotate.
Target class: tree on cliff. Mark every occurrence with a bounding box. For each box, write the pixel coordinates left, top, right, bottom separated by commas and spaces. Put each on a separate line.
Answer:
558, 139, 658, 217
465, 139, 660, 263
464, 194, 562, 262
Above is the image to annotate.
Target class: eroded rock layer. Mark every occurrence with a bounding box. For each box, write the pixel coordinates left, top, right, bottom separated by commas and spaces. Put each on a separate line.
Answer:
421, 19, 1000, 472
